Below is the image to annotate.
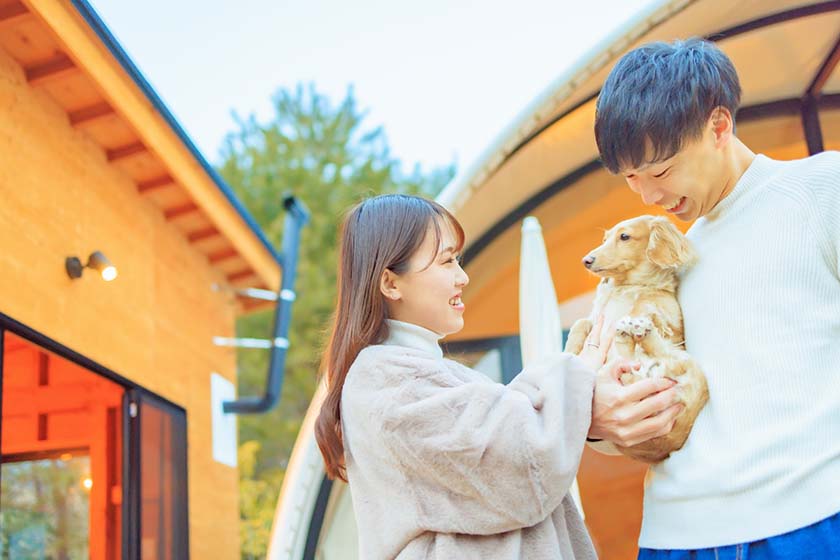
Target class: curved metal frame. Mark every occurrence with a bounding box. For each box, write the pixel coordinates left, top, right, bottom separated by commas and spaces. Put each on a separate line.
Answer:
302, 476, 334, 560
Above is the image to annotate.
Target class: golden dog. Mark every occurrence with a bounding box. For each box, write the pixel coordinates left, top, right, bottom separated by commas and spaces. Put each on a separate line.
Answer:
565, 215, 709, 463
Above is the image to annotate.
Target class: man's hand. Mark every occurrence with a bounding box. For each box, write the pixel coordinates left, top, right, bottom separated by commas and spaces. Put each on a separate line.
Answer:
589, 361, 683, 447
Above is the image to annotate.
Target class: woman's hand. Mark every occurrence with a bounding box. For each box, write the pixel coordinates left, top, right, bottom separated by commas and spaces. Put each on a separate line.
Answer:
576, 315, 612, 373
589, 361, 683, 447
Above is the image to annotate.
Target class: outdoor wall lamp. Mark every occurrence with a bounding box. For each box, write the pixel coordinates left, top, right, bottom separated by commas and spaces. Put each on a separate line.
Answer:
66, 251, 118, 281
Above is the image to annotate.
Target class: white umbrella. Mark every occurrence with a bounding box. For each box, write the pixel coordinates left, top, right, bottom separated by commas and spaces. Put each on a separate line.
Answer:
519, 216, 585, 518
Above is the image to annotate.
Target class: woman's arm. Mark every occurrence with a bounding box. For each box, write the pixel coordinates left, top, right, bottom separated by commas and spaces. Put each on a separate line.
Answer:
376, 351, 594, 535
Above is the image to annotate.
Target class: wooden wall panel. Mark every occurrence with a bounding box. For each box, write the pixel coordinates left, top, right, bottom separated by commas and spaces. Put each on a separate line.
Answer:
0, 43, 241, 558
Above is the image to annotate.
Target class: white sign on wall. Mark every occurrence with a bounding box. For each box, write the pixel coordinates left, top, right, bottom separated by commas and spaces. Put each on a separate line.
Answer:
210, 372, 238, 467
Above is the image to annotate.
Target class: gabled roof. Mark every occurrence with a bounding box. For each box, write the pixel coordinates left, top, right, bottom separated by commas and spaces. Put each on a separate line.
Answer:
2, 0, 281, 306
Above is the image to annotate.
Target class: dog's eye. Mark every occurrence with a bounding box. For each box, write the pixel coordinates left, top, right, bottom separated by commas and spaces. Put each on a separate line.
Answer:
619, 233, 631, 241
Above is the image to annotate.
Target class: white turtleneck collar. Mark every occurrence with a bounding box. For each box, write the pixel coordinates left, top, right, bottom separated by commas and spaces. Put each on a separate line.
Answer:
384, 319, 444, 358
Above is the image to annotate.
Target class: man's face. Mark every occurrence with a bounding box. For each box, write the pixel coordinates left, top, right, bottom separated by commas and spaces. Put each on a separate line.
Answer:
620, 122, 727, 222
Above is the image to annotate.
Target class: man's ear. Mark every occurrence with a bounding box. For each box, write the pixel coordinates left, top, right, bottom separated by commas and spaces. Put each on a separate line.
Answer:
646, 217, 697, 269
380, 268, 401, 302
709, 106, 733, 148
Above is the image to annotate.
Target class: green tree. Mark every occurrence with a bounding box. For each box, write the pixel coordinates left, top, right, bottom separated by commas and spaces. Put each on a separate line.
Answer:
218, 83, 455, 559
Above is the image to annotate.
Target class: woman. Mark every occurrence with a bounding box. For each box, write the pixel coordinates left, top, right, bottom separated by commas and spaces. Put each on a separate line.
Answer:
315, 194, 675, 559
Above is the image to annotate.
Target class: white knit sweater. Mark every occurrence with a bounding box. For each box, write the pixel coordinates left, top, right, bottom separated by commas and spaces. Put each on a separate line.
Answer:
341, 319, 598, 559
639, 153, 840, 548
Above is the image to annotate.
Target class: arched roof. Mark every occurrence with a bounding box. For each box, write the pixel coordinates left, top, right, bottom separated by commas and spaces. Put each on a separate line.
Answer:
439, 0, 840, 264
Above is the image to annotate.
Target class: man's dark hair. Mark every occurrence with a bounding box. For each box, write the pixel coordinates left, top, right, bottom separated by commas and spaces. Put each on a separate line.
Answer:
594, 38, 742, 174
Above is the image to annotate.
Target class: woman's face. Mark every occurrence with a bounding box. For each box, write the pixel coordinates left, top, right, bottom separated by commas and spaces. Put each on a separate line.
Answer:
383, 220, 469, 336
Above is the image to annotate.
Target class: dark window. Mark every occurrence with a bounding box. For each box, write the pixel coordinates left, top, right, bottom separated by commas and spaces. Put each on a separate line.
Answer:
442, 335, 523, 384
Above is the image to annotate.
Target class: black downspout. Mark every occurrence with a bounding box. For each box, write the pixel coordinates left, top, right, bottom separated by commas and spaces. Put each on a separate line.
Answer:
223, 195, 310, 414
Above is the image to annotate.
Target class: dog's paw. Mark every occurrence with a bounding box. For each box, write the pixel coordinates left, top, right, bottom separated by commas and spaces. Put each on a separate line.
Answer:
614, 316, 634, 338
615, 316, 653, 339
620, 372, 642, 385
643, 360, 664, 378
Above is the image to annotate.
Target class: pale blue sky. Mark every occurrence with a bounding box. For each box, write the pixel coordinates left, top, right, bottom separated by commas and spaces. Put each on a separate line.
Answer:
89, 0, 652, 174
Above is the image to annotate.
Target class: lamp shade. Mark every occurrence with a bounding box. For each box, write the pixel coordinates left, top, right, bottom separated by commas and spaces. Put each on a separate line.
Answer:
86, 251, 118, 281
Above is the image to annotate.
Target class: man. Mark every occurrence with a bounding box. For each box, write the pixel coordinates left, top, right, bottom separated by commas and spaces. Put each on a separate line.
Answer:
591, 38, 840, 558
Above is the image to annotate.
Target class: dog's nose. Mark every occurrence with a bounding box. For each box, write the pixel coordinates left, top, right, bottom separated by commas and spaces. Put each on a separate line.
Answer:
582, 255, 595, 269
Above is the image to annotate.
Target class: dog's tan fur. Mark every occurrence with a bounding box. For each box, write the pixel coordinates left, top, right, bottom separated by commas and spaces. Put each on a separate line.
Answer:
565, 215, 709, 463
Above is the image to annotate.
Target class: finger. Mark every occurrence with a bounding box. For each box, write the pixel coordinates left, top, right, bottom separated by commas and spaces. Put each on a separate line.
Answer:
627, 387, 680, 423
623, 403, 683, 446
596, 325, 613, 363
652, 403, 685, 438
598, 325, 615, 357
601, 323, 615, 346
622, 376, 676, 401
587, 315, 605, 344
604, 359, 641, 382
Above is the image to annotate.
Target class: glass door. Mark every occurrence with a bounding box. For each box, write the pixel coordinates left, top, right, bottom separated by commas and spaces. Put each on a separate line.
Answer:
123, 390, 189, 560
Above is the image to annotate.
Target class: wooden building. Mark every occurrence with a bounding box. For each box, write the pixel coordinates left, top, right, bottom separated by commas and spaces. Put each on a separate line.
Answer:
0, 1, 281, 558
269, 0, 840, 558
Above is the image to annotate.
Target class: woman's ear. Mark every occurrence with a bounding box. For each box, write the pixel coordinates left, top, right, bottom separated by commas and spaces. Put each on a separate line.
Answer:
380, 268, 401, 302
646, 217, 697, 269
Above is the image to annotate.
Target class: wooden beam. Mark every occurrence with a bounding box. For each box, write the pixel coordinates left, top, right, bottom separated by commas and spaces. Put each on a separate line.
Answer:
807, 32, 840, 97
38, 413, 48, 440
25, 0, 281, 291
227, 269, 255, 282
68, 101, 114, 126
0, 1, 28, 25
90, 404, 109, 560
3, 384, 120, 415
187, 226, 220, 242
106, 141, 146, 161
25, 53, 76, 85
801, 94, 825, 155
1, 438, 90, 456
136, 175, 174, 193
38, 352, 49, 385
208, 247, 239, 263
710, 2, 840, 42
163, 202, 199, 220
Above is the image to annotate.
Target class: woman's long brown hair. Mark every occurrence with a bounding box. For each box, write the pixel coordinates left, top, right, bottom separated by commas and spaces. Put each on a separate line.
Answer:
315, 194, 464, 481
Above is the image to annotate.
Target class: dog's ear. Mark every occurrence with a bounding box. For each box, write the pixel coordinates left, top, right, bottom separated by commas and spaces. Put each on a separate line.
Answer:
646, 217, 697, 269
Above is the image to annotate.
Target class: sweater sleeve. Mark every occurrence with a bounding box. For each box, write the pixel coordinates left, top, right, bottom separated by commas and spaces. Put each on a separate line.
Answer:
824, 180, 840, 278
376, 350, 594, 535
803, 152, 840, 278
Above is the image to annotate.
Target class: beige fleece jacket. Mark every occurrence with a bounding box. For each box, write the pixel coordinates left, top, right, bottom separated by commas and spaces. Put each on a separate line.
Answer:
340, 319, 598, 559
